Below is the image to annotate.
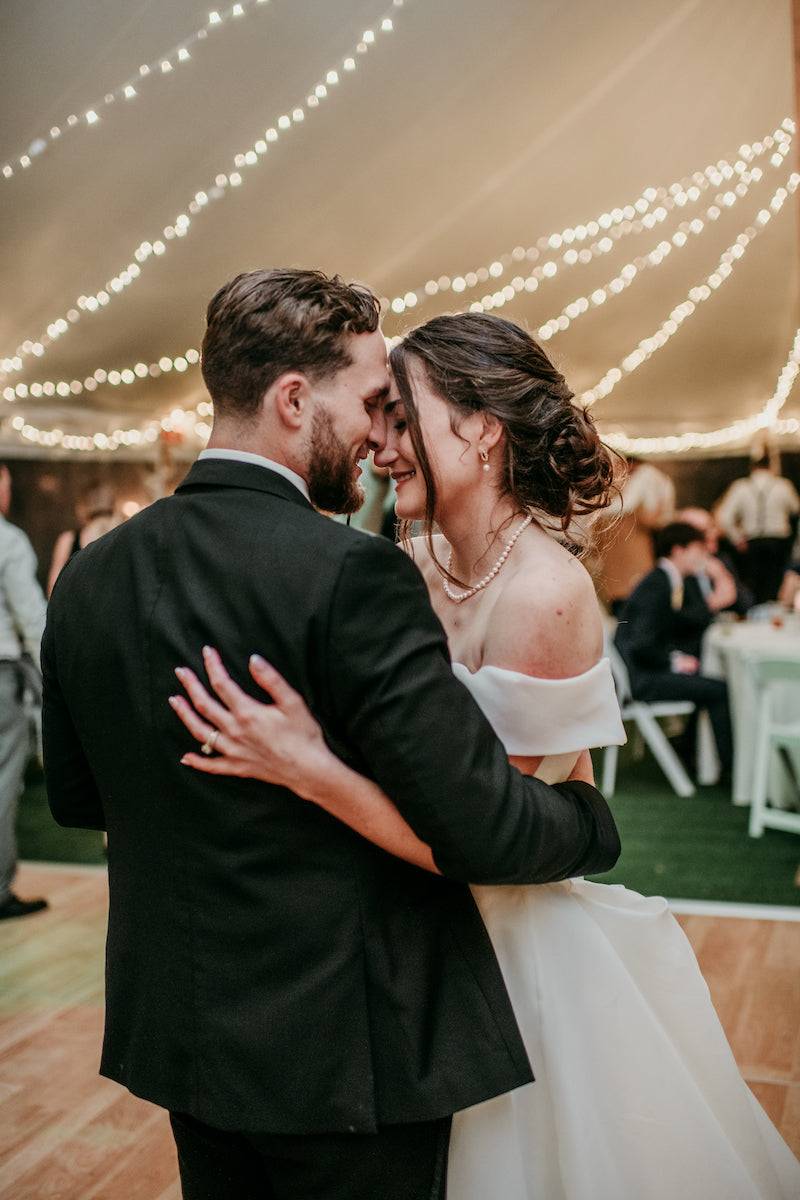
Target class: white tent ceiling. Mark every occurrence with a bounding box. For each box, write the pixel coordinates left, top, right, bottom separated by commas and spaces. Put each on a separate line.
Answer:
1, 0, 798, 458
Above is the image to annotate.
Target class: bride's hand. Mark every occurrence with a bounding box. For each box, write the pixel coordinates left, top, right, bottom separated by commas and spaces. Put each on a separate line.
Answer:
170, 646, 332, 794
172, 648, 438, 873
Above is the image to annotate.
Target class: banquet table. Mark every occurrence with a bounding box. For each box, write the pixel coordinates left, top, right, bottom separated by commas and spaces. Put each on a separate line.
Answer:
702, 617, 800, 807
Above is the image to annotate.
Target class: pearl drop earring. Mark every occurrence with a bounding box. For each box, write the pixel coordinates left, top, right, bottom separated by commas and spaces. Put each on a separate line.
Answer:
479, 447, 490, 471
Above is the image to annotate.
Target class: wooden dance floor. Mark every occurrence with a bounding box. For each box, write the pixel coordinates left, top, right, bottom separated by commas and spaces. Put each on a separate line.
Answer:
1, 863, 799, 1198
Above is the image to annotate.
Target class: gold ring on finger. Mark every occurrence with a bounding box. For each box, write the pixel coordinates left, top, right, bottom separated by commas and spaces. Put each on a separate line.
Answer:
200, 729, 220, 756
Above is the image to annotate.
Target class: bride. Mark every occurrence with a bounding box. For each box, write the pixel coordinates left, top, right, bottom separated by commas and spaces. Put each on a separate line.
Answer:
171, 312, 800, 1197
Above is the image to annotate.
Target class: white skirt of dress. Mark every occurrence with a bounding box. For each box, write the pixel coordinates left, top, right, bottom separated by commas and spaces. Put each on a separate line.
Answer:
447, 879, 800, 1200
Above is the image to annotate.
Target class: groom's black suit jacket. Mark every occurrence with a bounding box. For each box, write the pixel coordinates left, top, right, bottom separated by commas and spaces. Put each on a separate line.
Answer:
43, 458, 619, 1134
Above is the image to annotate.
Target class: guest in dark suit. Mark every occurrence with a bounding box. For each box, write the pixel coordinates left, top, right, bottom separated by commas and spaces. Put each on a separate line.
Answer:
677, 506, 754, 620
614, 521, 733, 778
42, 269, 619, 1200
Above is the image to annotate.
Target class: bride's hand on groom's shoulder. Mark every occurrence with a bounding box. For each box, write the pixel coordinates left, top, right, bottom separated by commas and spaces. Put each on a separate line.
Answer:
169, 646, 330, 794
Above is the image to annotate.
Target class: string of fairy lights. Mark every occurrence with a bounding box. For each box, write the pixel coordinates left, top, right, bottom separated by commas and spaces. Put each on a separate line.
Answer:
1, 1, 276, 182
603, 327, 800, 456
580, 166, 799, 407
5, 125, 798, 455
0, 0, 796, 456
384, 125, 794, 322
4, 124, 793, 411
9, 314, 800, 456
0, 0, 407, 380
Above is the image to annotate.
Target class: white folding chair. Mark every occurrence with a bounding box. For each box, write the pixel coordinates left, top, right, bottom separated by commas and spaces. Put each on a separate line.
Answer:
743, 655, 800, 838
602, 637, 697, 798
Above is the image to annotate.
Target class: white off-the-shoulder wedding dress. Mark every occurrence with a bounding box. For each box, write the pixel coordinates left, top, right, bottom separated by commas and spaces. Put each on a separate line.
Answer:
447, 659, 800, 1200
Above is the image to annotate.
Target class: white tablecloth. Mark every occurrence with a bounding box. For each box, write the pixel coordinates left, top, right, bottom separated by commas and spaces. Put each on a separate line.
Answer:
703, 619, 800, 806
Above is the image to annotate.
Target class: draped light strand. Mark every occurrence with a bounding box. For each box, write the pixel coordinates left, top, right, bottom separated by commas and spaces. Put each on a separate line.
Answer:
9, 322, 800, 454
2, 1, 275, 183
581, 169, 800, 406
1, 110, 797, 456
0, 0, 406, 380
385, 120, 794, 318
3, 348, 201, 405
382, 141, 794, 354
2, 114, 789, 385
6, 310, 800, 460
484, 158, 774, 339
5, 161, 798, 421
6, 400, 214, 454
601, 329, 800, 456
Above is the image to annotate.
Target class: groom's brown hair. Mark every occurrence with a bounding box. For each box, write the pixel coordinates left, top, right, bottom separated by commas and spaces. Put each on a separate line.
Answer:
201, 268, 381, 420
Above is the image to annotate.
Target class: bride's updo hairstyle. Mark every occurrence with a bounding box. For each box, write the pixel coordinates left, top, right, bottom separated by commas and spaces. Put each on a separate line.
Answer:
389, 312, 619, 546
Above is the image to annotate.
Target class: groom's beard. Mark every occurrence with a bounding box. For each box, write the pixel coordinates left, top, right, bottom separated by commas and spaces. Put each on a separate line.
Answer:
306, 403, 366, 515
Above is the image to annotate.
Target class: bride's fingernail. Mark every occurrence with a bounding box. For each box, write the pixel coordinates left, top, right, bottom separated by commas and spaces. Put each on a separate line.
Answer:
168, 696, 179, 707
174, 667, 186, 678
250, 654, 266, 666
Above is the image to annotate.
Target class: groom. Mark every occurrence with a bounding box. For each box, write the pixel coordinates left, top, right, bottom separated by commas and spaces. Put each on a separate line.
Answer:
42, 268, 620, 1199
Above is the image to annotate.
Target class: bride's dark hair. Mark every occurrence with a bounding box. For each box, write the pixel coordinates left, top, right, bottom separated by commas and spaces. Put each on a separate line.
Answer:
389, 311, 620, 557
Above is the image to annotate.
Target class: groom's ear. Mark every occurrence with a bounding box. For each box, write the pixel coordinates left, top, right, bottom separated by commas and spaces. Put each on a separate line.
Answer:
271, 372, 312, 430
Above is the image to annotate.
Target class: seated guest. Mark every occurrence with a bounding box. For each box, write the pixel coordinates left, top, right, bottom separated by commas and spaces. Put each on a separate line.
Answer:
593, 456, 675, 615
677, 506, 754, 618
777, 521, 800, 609
614, 522, 733, 782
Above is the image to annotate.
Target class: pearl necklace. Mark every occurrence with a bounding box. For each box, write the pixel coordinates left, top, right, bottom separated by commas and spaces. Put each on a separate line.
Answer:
443, 514, 533, 603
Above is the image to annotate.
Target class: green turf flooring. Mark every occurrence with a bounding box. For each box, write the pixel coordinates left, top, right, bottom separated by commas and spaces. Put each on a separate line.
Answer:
17, 750, 800, 906
587, 744, 800, 905
18, 763, 106, 866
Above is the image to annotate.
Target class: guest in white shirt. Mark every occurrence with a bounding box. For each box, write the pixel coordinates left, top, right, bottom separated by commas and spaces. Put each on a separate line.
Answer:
716, 453, 800, 604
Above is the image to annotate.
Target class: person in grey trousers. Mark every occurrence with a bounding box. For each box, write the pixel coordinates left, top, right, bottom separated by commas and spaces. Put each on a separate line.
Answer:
0, 463, 48, 919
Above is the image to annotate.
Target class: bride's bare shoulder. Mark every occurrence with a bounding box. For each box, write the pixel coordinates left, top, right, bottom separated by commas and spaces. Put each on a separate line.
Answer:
486, 537, 603, 679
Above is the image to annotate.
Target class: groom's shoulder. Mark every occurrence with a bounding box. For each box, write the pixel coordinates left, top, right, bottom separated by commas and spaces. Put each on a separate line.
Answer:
319, 519, 413, 572
326, 525, 434, 617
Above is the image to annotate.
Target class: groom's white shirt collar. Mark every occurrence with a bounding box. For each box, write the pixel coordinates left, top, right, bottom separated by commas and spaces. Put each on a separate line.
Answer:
198, 448, 310, 502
